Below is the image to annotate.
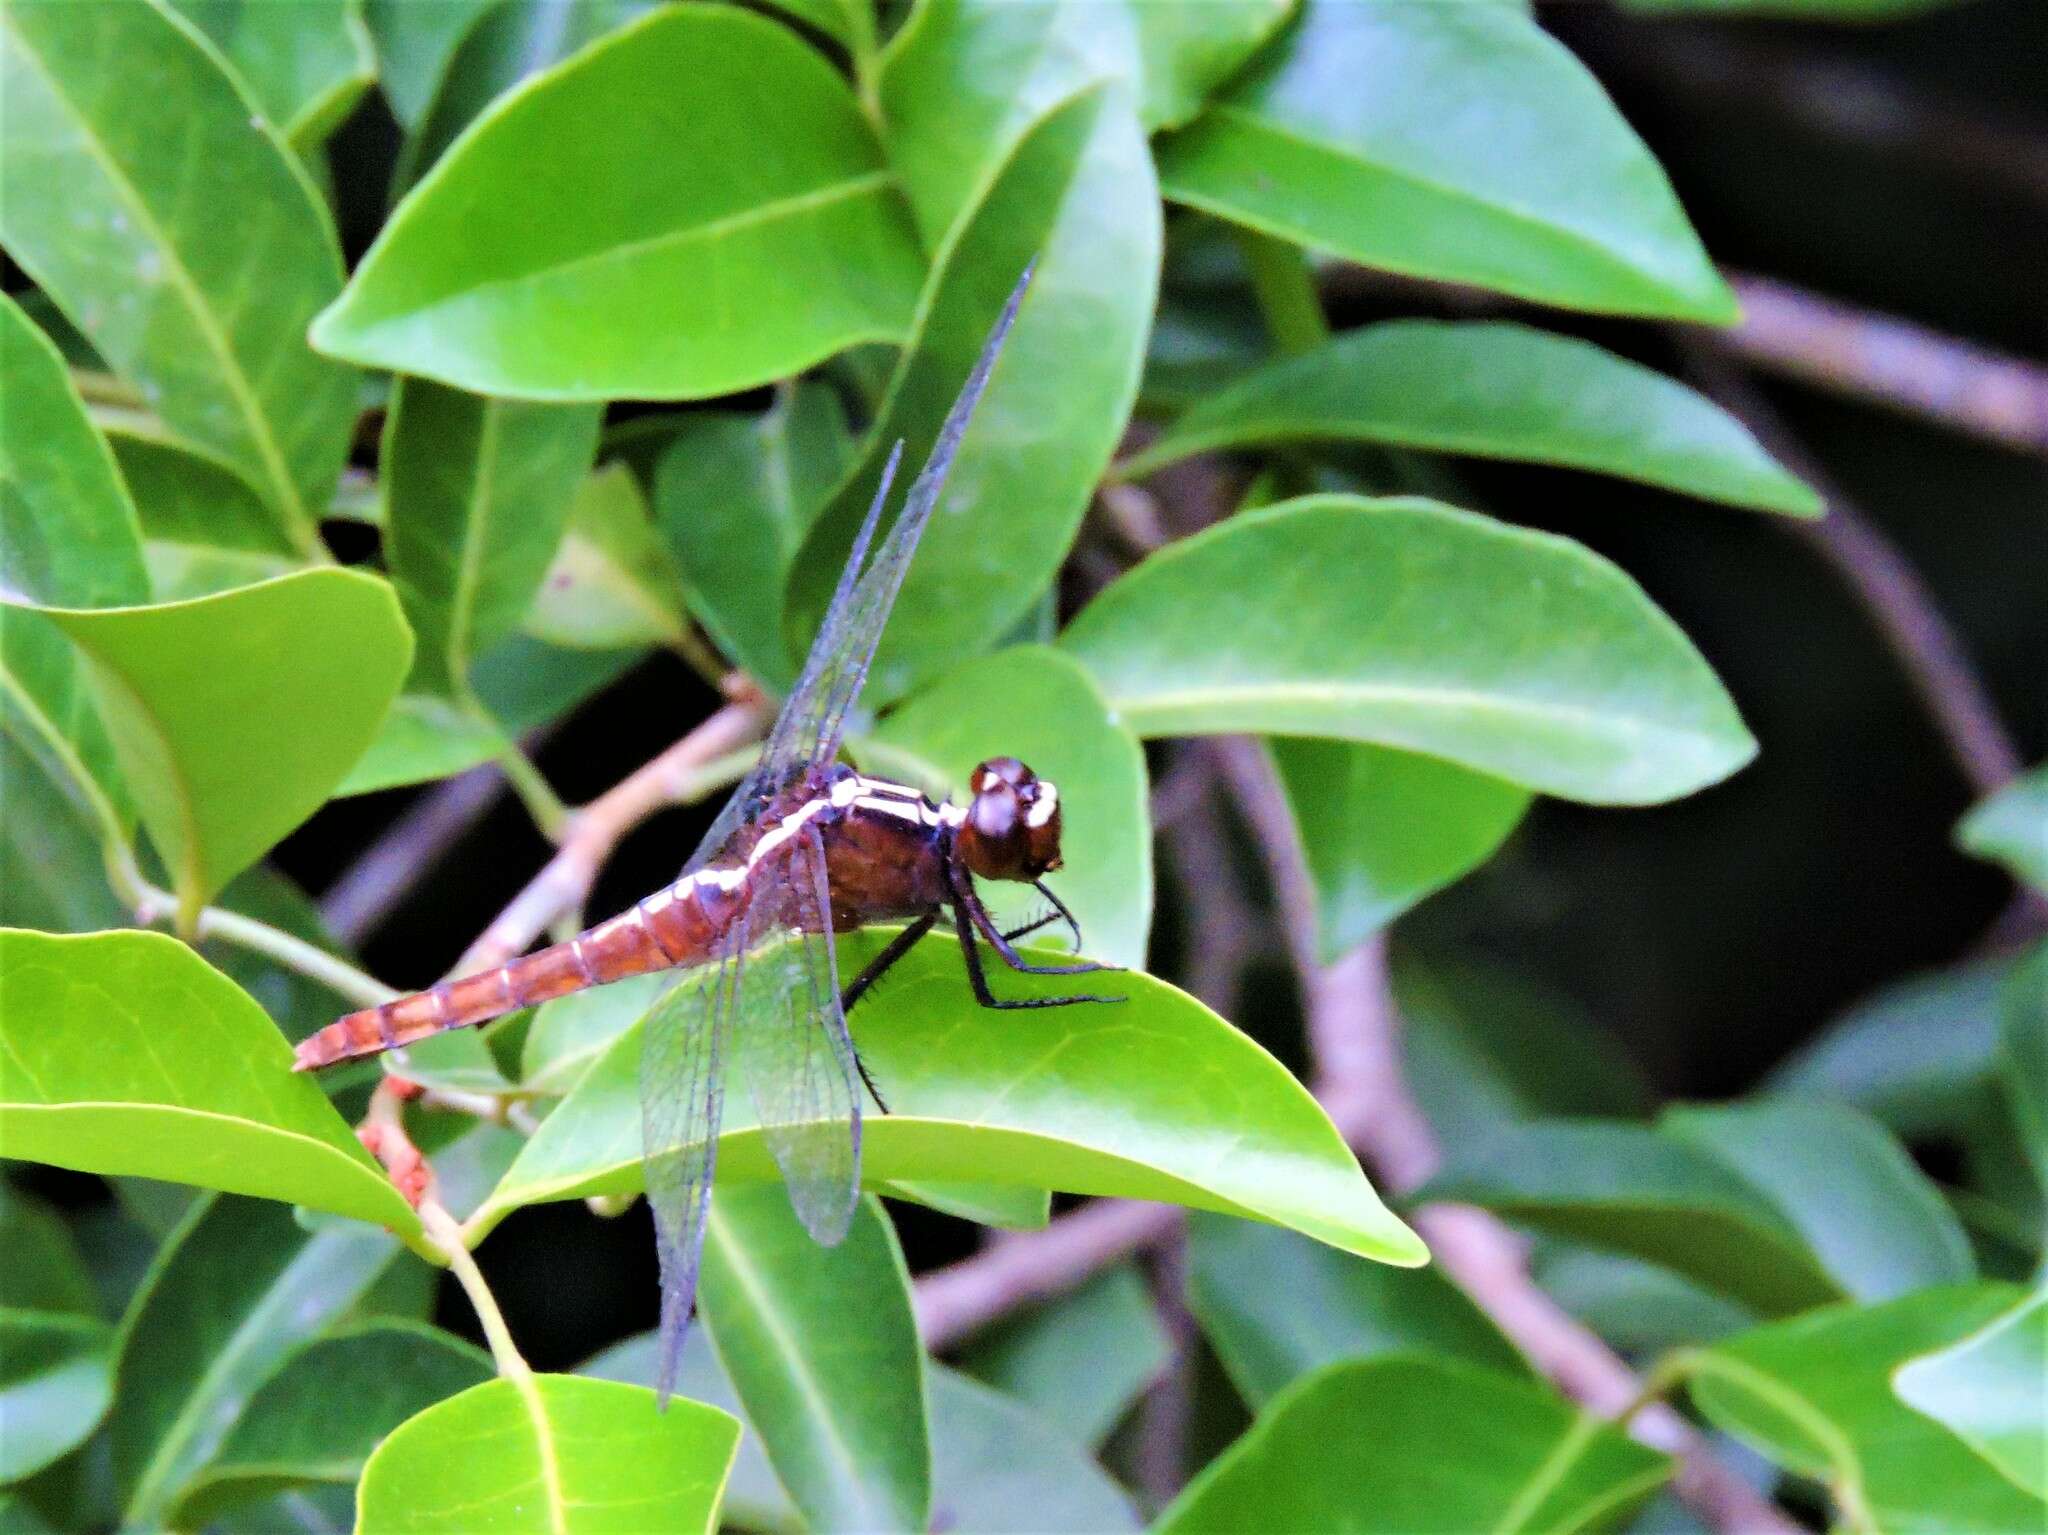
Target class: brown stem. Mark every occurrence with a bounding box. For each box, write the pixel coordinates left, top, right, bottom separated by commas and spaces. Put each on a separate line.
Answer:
321, 758, 510, 946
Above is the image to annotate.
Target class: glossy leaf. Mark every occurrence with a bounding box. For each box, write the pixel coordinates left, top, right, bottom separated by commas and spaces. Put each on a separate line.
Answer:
1061, 495, 1756, 806
109, 1197, 401, 1528
165, 0, 375, 147
654, 383, 852, 690
869, 645, 1152, 967
960, 1262, 1169, 1446
1119, 321, 1820, 516
475, 931, 1426, 1271
1894, 1287, 2048, 1499
313, 6, 925, 398
1662, 1099, 1974, 1301
700, 1190, 929, 1535
0, 0, 355, 549
1155, 1356, 1670, 1533
1958, 765, 2048, 894
42, 569, 411, 918
382, 376, 600, 695
103, 423, 299, 600
1692, 1285, 2039, 1533
521, 971, 672, 1097
1422, 1119, 1845, 1315
1273, 739, 1529, 961
1187, 1213, 1530, 1409
788, 80, 1159, 703
0, 928, 424, 1241
1155, 1, 1736, 322
525, 464, 687, 651
355, 1375, 740, 1534
174, 1320, 493, 1523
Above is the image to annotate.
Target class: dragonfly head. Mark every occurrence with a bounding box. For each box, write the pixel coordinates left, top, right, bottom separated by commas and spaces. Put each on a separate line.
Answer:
957, 757, 1062, 882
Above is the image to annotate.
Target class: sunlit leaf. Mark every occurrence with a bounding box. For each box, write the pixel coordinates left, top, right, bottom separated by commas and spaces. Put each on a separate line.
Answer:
1061, 495, 1756, 806
355, 1375, 740, 1534
313, 6, 925, 398
0, 0, 355, 548
524, 464, 687, 651
701, 1190, 929, 1535
1894, 1285, 2046, 1500
1154, 1356, 1670, 1532
1155, 1, 1736, 321
0, 928, 424, 1241
1119, 320, 1820, 516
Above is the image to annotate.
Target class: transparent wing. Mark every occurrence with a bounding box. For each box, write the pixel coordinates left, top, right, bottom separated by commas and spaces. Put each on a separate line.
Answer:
639, 912, 746, 1405
730, 825, 861, 1246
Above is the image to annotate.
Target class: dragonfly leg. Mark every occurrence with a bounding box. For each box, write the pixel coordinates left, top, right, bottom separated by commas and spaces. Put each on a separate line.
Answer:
947, 876, 1123, 1011
1001, 911, 1061, 942
1028, 879, 1087, 951
959, 875, 1116, 977
842, 909, 939, 1016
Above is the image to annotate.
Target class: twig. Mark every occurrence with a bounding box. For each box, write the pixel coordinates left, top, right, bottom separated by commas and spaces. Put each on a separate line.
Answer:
321, 759, 510, 945
457, 696, 767, 973
1723, 273, 2048, 458
1681, 342, 2028, 800
1135, 1227, 1196, 1511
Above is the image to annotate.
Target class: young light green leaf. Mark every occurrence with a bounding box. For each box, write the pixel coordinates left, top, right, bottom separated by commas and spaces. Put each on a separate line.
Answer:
654, 382, 852, 690
1692, 1285, 2037, 1533
1129, 0, 1294, 130
524, 464, 687, 651
1663, 1099, 1974, 1301
1273, 740, 1529, 961
475, 931, 1425, 1270
787, 81, 1159, 704
42, 569, 411, 919
960, 1264, 1169, 1447
1119, 320, 1820, 515
1893, 1286, 2047, 1499
869, 646, 1152, 968
313, 6, 925, 399
0, 0, 356, 549
355, 1375, 741, 1534
382, 376, 600, 696
1060, 495, 1757, 805
1957, 765, 2048, 894
174, 1320, 494, 1524
1155, 1, 1737, 322
701, 1190, 930, 1535
0, 929, 424, 1242
109, 1197, 402, 1529
1155, 1356, 1670, 1533
164, 0, 375, 147
1187, 1213, 1530, 1409
884, 1180, 1051, 1231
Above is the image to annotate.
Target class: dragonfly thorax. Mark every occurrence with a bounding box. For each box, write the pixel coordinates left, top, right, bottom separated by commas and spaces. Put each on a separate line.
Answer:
956, 757, 1063, 882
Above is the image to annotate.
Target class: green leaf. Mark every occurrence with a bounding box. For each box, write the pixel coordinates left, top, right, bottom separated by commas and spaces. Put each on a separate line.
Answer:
41, 569, 412, 918
164, 0, 375, 147
102, 422, 299, 601
1958, 765, 2048, 894
525, 464, 687, 651
1273, 740, 1529, 960
1154, 1, 1737, 322
924, 1366, 1139, 1533
701, 1190, 929, 1535
1130, 0, 1296, 130
1894, 1287, 2048, 1500
475, 931, 1425, 1270
0, 290, 148, 831
788, 80, 1159, 703
0, 928, 425, 1241
520, 971, 672, 1097
0, 733, 127, 935
355, 1375, 741, 1534
1119, 321, 1820, 516
1422, 1119, 1845, 1315
1662, 1099, 1975, 1301
960, 1263, 1170, 1447
0, 1312, 114, 1484
868, 646, 1152, 968
333, 691, 510, 797
1533, 1246, 1755, 1356
361, 0, 496, 128
0, 0, 356, 550
1155, 1356, 1671, 1533
1691, 1285, 2038, 1533
0, 1188, 97, 1317
2000, 944, 2048, 1199
653, 382, 852, 690
174, 1320, 493, 1523
109, 1197, 402, 1528
1060, 495, 1756, 806
382, 376, 600, 696
313, 6, 924, 399
1187, 1213, 1530, 1409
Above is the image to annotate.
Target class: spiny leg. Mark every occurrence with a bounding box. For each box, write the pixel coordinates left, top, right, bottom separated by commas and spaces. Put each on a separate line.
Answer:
1001, 910, 1062, 943
1029, 878, 1087, 951
839, 909, 939, 1115
946, 872, 1122, 1011
959, 873, 1115, 977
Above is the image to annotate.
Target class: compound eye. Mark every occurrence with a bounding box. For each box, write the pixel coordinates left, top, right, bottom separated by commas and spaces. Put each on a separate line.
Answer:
971, 757, 1032, 793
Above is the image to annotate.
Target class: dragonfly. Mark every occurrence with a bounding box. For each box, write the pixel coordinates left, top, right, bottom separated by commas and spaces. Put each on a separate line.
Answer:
294, 267, 1120, 1398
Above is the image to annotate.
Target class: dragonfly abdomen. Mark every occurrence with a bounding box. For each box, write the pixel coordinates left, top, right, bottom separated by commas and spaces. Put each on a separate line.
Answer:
291, 874, 734, 1071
